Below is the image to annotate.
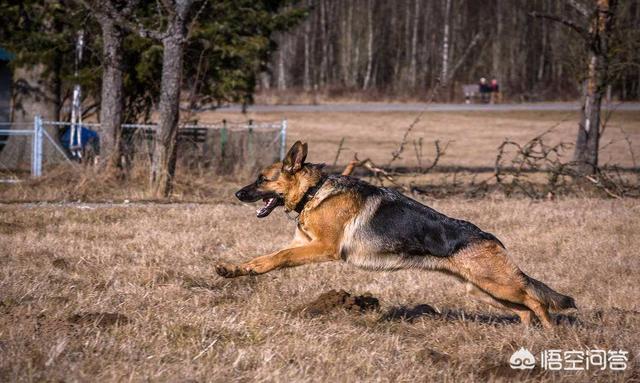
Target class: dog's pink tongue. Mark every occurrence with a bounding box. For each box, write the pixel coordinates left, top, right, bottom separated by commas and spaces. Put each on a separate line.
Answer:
256, 198, 275, 217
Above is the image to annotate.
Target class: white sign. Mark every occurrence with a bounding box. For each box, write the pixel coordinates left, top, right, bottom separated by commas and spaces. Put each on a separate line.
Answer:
509, 348, 628, 371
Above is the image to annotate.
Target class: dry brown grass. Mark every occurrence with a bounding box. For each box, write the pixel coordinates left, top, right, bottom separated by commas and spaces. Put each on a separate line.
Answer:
252, 88, 427, 105
1, 198, 639, 382
0, 165, 244, 203
206, 110, 640, 169
1, 108, 638, 381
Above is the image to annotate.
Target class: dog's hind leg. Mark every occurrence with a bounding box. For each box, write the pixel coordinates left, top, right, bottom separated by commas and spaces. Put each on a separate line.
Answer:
450, 241, 555, 329
465, 283, 535, 326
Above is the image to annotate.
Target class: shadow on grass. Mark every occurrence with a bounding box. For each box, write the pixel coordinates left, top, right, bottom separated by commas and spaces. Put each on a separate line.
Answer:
380, 303, 580, 327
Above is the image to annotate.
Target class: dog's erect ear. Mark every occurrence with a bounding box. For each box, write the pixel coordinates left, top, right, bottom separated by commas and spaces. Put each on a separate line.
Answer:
282, 141, 308, 174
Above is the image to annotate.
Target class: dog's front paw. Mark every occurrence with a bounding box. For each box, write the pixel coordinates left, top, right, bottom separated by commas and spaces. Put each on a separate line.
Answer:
215, 262, 247, 278
244, 258, 272, 275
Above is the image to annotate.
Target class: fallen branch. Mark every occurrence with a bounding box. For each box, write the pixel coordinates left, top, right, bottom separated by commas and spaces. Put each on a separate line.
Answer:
342, 154, 407, 191
584, 175, 622, 199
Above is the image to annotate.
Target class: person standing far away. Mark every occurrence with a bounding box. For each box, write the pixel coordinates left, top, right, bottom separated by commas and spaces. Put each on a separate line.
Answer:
479, 77, 489, 103
490, 78, 501, 104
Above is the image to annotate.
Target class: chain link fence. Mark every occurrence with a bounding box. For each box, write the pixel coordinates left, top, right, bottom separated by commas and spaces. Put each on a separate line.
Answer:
0, 117, 286, 180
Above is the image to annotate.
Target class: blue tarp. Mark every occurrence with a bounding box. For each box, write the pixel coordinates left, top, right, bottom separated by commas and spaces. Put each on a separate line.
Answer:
60, 126, 99, 151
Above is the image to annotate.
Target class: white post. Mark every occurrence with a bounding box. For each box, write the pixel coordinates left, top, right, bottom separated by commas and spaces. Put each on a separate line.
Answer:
31, 115, 43, 177
280, 118, 287, 160
31, 116, 36, 176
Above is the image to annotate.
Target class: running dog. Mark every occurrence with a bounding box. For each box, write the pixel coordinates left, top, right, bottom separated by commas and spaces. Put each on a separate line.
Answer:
216, 141, 576, 327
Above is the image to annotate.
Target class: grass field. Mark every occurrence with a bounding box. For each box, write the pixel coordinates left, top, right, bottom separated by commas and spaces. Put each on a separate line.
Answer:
207, 110, 640, 169
1, 109, 639, 381
1, 198, 639, 382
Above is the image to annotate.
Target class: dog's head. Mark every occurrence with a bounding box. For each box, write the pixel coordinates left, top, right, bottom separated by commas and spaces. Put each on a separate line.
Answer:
235, 141, 315, 218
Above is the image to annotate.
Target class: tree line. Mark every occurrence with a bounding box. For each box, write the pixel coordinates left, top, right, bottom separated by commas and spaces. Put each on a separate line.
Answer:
263, 0, 640, 101
0, 0, 637, 196
0, 0, 304, 196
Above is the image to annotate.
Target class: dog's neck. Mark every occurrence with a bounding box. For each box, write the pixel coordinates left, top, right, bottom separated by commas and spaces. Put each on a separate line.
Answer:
292, 174, 328, 213
283, 164, 326, 213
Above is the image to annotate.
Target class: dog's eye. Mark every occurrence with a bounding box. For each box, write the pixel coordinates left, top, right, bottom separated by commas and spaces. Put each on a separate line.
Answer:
257, 175, 266, 184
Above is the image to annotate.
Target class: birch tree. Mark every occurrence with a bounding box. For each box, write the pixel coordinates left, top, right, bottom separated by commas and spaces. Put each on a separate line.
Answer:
440, 0, 452, 85
362, 0, 374, 90
409, 0, 420, 88
261, 0, 639, 102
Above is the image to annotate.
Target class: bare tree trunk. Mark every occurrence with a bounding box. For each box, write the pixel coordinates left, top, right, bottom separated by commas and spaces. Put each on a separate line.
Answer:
303, 16, 311, 91
492, 0, 503, 81
537, 6, 547, 81
352, 34, 360, 88
573, 0, 616, 174
260, 72, 270, 90
277, 38, 287, 91
409, 0, 420, 89
392, 4, 402, 84
97, 17, 124, 171
362, 0, 374, 90
340, 1, 352, 87
319, 0, 328, 87
151, 33, 185, 197
575, 57, 605, 174
440, 0, 452, 84
143, 0, 194, 198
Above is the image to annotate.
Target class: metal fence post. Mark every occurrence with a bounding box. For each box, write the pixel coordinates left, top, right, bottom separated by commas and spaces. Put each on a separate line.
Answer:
31, 115, 43, 177
247, 119, 254, 164
280, 118, 287, 160
221, 119, 228, 159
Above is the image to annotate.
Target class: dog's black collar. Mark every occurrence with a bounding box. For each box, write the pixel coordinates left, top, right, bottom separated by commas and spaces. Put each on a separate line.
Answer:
293, 174, 328, 214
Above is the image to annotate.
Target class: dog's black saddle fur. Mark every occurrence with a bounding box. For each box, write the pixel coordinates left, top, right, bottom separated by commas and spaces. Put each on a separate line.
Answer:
329, 175, 504, 258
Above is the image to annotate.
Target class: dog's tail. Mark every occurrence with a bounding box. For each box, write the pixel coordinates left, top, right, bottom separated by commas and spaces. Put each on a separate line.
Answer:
524, 274, 577, 312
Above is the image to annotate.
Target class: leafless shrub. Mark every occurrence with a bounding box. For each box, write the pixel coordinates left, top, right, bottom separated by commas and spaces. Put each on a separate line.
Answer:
338, 123, 638, 200
493, 128, 639, 199
413, 139, 450, 173
494, 128, 574, 198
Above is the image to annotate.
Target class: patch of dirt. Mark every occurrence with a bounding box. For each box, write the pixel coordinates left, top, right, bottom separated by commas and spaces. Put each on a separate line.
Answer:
0, 221, 24, 235
296, 289, 380, 317
68, 312, 129, 327
51, 258, 70, 270
0, 298, 18, 311
416, 348, 452, 364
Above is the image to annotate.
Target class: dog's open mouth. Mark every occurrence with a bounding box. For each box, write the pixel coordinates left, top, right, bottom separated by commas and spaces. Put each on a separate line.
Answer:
256, 196, 283, 218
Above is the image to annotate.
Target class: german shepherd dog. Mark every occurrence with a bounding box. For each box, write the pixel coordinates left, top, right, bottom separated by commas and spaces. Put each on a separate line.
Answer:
216, 141, 576, 327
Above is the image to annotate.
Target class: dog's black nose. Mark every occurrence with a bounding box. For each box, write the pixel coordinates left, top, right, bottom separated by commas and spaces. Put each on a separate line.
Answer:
235, 190, 245, 200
